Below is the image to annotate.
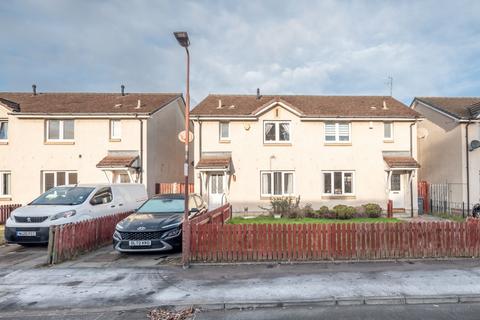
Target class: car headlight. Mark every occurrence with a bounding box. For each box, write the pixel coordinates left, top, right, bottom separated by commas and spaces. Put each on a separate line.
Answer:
113, 230, 122, 240
116, 224, 124, 230
162, 228, 181, 239
51, 210, 77, 221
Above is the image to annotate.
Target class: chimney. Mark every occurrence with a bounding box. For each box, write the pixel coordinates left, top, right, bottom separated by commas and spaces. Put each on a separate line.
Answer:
217, 99, 222, 109
121, 84, 125, 96
135, 99, 141, 109
382, 100, 389, 110
256, 88, 261, 100
32, 84, 37, 96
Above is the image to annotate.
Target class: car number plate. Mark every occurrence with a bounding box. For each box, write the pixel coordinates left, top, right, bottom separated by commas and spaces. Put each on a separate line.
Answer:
129, 240, 151, 246
16, 231, 36, 237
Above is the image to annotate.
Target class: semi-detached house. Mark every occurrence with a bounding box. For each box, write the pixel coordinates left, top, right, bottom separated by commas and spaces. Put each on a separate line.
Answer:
191, 94, 422, 215
0, 89, 189, 204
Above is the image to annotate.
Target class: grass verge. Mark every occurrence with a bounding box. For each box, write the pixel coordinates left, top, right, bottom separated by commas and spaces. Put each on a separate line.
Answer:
228, 216, 401, 225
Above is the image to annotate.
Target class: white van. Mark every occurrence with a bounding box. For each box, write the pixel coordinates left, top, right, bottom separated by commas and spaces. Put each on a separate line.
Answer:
4, 183, 147, 244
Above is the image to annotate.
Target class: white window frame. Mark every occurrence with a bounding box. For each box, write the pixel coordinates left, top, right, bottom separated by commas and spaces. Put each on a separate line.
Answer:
263, 121, 292, 144
219, 122, 230, 141
383, 122, 394, 141
42, 171, 78, 192
0, 171, 11, 197
110, 120, 122, 141
324, 122, 351, 143
0, 120, 8, 142
46, 120, 75, 142
260, 170, 295, 197
322, 170, 355, 195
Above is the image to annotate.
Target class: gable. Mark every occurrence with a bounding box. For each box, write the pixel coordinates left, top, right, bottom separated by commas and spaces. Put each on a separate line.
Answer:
252, 100, 303, 118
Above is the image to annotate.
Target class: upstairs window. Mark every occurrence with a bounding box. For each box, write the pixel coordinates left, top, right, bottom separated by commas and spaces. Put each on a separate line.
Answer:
384, 122, 394, 141
46, 120, 74, 141
219, 122, 230, 141
0, 120, 8, 141
0, 171, 11, 196
325, 122, 351, 143
110, 120, 122, 140
264, 121, 291, 143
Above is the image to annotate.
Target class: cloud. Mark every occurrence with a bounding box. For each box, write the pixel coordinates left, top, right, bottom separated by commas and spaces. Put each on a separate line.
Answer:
1, 0, 479, 105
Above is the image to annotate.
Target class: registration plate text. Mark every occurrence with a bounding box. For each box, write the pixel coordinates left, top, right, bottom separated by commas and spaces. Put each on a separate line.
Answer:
129, 240, 151, 246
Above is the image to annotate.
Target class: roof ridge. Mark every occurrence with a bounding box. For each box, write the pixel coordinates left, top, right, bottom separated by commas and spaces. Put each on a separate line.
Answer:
0, 92, 182, 95
207, 93, 395, 98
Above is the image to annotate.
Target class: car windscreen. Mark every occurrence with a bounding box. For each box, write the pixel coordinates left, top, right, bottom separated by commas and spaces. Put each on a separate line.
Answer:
31, 187, 95, 206
137, 198, 184, 214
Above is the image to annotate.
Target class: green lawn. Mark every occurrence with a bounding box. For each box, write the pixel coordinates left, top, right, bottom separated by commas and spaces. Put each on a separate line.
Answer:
228, 216, 401, 225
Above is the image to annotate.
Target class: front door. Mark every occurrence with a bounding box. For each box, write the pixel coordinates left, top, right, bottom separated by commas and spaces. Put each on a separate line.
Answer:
389, 173, 405, 209
209, 173, 225, 209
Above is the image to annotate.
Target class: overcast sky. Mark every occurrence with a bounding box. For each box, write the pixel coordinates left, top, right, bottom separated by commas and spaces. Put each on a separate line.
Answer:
1, 0, 479, 105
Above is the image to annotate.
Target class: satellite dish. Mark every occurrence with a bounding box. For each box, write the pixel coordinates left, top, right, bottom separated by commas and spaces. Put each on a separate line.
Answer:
470, 140, 480, 151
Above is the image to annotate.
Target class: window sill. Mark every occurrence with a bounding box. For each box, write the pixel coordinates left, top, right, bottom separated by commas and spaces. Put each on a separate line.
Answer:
109, 138, 122, 142
322, 195, 356, 200
324, 142, 352, 146
0, 196, 12, 201
44, 141, 75, 145
219, 139, 231, 144
383, 139, 394, 143
263, 142, 292, 146
0, 141, 8, 145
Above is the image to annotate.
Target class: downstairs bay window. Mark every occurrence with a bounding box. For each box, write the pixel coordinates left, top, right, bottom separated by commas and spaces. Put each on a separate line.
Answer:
323, 171, 354, 195
261, 171, 294, 197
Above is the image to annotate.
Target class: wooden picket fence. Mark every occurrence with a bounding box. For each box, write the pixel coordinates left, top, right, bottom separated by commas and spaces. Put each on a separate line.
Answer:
47, 211, 132, 264
155, 182, 194, 195
0, 204, 21, 225
189, 220, 480, 262
191, 203, 232, 226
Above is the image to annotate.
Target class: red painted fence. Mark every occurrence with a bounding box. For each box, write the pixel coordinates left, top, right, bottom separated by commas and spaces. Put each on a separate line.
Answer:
0, 204, 21, 225
155, 182, 194, 195
47, 212, 132, 264
189, 220, 480, 262
190, 204, 232, 226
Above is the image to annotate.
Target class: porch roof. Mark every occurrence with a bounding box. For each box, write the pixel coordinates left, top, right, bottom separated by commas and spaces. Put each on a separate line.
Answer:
96, 155, 139, 168
383, 155, 420, 169
196, 154, 231, 170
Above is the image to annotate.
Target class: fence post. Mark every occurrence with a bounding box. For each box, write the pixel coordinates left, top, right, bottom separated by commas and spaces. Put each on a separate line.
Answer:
462, 202, 465, 218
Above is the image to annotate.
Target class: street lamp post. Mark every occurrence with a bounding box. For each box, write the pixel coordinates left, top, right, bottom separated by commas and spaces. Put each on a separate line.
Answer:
174, 31, 191, 267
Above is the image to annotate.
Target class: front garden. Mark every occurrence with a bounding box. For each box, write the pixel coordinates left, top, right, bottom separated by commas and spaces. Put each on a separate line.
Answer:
230, 196, 400, 224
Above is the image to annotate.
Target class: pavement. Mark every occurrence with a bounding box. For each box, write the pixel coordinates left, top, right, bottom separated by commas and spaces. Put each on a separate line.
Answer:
2, 254, 480, 316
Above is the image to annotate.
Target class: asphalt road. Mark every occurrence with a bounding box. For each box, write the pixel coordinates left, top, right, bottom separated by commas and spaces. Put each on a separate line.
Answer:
2, 304, 480, 320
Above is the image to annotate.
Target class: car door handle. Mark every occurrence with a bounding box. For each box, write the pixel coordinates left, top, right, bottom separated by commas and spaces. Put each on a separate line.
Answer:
119, 203, 124, 207
110, 205, 116, 208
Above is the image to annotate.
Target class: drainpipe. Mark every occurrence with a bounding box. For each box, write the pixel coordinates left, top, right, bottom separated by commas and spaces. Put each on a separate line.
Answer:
137, 115, 144, 184
466, 121, 472, 212
410, 121, 415, 217
199, 120, 203, 195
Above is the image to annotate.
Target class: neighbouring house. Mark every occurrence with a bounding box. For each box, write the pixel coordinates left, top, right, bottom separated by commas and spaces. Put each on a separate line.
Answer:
411, 97, 480, 210
0, 86, 191, 204
191, 92, 422, 215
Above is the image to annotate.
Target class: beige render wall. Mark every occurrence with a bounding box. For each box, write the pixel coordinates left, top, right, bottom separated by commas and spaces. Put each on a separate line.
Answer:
194, 106, 418, 214
414, 101, 463, 185
0, 106, 145, 205
146, 98, 191, 197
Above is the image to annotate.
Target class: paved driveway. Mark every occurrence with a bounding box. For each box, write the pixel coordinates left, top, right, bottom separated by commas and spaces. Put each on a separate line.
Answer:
0, 242, 181, 269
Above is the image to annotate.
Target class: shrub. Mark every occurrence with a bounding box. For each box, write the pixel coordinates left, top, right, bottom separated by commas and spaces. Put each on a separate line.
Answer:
286, 207, 305, 219
260, 196, 301, 218
363, 203, 382, 218
354, 206, 367, 218
303, 203, 316, 218
333, 205, 355, 220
